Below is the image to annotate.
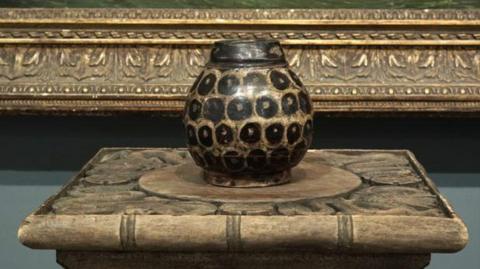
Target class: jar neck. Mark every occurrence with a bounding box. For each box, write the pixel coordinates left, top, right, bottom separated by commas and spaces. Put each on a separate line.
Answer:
209, 39, 288, 68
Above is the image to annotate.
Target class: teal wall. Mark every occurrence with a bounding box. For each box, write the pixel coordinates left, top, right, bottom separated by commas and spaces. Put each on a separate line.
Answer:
0, 115, 479, 268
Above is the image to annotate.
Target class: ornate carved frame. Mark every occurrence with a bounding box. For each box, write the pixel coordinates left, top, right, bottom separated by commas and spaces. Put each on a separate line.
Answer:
0, 8, 479, 115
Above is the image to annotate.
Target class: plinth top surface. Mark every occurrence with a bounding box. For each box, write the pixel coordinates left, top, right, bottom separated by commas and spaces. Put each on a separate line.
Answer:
18, 148, 468, 254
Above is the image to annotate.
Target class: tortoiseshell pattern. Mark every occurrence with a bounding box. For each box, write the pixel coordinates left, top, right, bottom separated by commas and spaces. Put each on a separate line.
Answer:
183, 65, 313, 180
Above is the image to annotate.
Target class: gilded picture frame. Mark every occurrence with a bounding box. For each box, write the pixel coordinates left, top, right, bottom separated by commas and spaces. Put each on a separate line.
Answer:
0, 8, 479, 115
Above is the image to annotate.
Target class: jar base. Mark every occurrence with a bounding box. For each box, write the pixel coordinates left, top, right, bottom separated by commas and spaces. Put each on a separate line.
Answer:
204, 170, 291, 188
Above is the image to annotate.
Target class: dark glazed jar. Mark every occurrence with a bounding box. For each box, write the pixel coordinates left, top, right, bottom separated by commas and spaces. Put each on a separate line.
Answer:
183, 40, 313, 187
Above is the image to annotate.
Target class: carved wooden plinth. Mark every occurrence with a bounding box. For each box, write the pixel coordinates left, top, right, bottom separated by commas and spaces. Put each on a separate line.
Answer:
18, 148, 468, 269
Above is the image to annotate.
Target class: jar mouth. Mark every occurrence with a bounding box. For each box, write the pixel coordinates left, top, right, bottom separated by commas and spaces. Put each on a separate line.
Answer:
209, 39, 288, 67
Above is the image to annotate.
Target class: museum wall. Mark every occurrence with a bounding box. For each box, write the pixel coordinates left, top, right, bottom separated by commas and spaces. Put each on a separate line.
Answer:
0, 115, 479, 268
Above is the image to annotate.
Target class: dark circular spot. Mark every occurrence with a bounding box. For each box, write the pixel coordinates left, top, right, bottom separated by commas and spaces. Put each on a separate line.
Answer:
298, 91, 312, 114
187, 99, 202, 121
215, 124, 234, 145
281, 93, 298, 115
255, 96, 278, 119
227, 97, 253, 121
223, 151, 245, 171
198, 125, 213, 147
246, 149, 267, 171
303, 119, 313, 139
203, 151, 218, 167
190, 151, 205, 167
244, 72, 267, 88
189, 71, 204, 93
288, 69, 303, 87
265, 123, 284, 145
203, 98, 225, 123
290, 140, 307, 166
287, 123, 301, 144
270, 70, 290, 90
218, 75, 240, 95
240, 122, 261, 144
197, 73, 216, 95
186, 124, 198, 146
270, 147, 289, 167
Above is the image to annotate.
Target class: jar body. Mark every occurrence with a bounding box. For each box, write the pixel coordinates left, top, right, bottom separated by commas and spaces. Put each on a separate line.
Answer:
183, 40, 313, 187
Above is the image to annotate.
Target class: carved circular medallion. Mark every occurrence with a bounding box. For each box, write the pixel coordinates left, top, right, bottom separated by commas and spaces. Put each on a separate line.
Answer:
139, 158, 362, 203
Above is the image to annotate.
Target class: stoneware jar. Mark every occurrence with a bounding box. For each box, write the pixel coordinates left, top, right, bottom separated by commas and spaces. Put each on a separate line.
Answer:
183, 39, 313, 187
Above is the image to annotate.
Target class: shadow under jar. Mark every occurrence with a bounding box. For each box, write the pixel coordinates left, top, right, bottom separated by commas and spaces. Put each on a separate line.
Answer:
183, 39, 313, 188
